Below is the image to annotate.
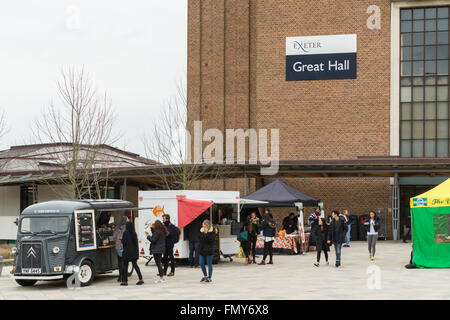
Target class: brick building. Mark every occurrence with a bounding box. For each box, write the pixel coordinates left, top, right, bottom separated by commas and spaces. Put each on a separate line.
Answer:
187, 0, 450, 239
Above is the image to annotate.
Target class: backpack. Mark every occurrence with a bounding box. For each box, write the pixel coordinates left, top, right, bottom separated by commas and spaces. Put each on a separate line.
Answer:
172, 225, 181, 243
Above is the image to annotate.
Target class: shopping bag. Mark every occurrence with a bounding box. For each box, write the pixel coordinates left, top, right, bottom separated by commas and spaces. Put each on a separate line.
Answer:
237, 231, 248, 242
237, 246, 245, 258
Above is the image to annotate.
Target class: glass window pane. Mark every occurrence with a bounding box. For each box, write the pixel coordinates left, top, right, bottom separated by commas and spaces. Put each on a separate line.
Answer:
413, 121, 424, 138
425, 61, 436, 74
401, 87, 412, 102
425, 32, 436, 45
413, 46, 424, 60
413, 8, 425, 20
401, 140, 412, 157
437, 86, 449, 101
413, 61, 424, 75
437, 76, 448, 84
437, 45, 448, 59
438, 7, 449, 19
437, 60, 448, 75
425, 102, 436, 119
413, 103, 424, 119
413, 77, 424, 86
402, 103, 412, 120
425, 120, 436, 138
437, 102, 448, 119
401, 77, 412, 86
437, 120, 449, 138
438, 32, 448, 44
401, 33, 412, 46
401, 9, 413, 20
437, 139, 449, 157
413, 20, 425, 32
402, 62, 412, 76
401, 21, 412, 33
425, 76, 436, 85
401, 121, 412, 139
402, 47, 412, 60
413, 140, 424, 157
413, 87, 424, 101
425, 86, 436, 101
437, 19, 449, 31
425, 20, 436, 31
425, 46, 436, 60
425, 8, 436, 19
425, 140, 436, 157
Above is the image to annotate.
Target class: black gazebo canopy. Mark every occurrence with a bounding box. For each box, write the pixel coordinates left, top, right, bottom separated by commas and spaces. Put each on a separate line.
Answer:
242, 179, 320, 207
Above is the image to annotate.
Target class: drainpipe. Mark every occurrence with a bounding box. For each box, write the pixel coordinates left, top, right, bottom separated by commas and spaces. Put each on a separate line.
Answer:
392, 173, 400, 240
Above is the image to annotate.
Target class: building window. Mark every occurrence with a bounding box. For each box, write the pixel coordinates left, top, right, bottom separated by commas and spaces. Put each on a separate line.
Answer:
400, 6, 450, 157
20, 185, 37, 212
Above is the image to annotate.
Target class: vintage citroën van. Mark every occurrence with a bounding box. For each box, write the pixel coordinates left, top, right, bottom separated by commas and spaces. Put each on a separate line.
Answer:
11, 199, 136, 287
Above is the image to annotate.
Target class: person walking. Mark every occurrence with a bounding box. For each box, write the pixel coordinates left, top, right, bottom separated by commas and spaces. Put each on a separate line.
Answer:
199, 219, 217, 283
185, 214, 203, 268
364, 210, 381, 261
147, 220, 168, 284
112, 215, 127, 282
343, 210, 354, 247
258, 209, 276, 265
247, 212, 260, 264
120, 221, 144, 286
162, 214, 178, 277
327, 210, 348, 267
312, 217, 330, 267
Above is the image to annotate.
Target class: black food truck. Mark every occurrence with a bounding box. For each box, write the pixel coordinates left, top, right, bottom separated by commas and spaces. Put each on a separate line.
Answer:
11, 199, 137, 287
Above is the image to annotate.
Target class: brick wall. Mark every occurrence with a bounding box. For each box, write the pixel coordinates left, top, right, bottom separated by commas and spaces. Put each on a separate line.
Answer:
188, 0, 395, 238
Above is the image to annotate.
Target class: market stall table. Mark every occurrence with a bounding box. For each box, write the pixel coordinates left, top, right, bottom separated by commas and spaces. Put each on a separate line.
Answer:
256, 233, 310, 254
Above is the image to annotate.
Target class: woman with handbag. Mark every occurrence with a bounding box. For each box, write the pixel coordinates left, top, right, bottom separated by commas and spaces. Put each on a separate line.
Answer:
258, 209, 276, 265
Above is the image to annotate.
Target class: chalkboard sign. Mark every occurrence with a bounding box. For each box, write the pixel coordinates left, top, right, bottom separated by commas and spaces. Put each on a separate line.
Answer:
74, 210, 97, 251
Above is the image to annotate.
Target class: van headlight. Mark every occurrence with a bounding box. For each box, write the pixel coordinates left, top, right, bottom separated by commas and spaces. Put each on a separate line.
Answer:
52, 246, 60, 254
11, 247, 17, 254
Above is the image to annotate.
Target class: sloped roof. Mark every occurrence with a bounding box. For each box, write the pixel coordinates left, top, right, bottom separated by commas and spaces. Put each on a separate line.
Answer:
0, 143, 157, 175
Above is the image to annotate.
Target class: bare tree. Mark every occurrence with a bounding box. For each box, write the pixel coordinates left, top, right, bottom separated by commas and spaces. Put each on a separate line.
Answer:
32, 66, 120, 199
0, 110, 7, 144
143, 83, 225, 190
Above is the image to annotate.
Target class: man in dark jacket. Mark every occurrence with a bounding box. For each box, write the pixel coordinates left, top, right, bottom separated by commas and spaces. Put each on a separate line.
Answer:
282, 212, 299, 234
185, 214, 204, 267
162, 214, 177, 276
327, 210, 348, 267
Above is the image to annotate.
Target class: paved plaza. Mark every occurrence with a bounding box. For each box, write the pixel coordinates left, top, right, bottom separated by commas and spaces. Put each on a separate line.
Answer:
0, 241, 449, 300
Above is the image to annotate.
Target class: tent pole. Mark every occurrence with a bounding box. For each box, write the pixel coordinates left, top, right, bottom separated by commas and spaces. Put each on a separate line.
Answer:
295, 202, 306, 255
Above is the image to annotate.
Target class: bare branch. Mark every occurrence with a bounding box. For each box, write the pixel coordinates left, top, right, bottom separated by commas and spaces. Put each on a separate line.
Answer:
31, 66, 121, 199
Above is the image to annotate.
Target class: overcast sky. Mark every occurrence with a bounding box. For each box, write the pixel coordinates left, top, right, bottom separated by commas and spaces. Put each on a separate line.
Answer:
0, 0, 187, 157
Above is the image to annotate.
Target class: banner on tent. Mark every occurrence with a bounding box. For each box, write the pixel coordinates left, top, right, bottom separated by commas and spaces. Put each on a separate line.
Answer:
411, 197, 450, 208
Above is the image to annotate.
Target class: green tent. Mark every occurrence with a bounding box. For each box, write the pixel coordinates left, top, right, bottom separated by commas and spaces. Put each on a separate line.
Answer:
410, 178, 450, 268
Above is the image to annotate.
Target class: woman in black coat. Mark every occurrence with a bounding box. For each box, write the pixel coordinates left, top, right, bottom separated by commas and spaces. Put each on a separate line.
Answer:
199, 219, 217, 283
258, 210, 276, 265
121, 221, 144, 286
146, 220, 168, 284
312, 217, 330, 267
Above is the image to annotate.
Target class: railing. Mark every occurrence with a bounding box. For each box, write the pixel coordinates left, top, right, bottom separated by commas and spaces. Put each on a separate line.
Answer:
0, 256, 14, 276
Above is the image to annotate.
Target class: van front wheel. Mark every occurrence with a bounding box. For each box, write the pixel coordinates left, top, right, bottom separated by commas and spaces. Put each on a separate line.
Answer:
15, 279, 37, 287
78, 260, 95, 287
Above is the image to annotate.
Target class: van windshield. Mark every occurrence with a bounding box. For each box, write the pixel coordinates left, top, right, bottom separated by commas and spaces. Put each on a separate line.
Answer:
20, 217, 69, 234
